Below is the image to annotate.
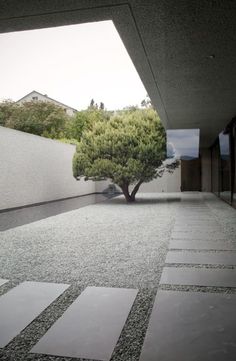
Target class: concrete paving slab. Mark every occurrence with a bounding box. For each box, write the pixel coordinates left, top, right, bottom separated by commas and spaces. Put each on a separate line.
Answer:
171, 231, 227, 240
165, 251, 236, 265
169, 239, 236, 250
31, 286, 138, 361
175, 220, 217, 225
139, 290, 236, 361
176, 215, 215, 220
173, 226, 222, 232
160, 267, 236, 287
0, 281, 69, 348
0, 279, 8, 287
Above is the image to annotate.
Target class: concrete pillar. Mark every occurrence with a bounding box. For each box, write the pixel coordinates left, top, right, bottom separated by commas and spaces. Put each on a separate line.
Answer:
201, 148, 212, 192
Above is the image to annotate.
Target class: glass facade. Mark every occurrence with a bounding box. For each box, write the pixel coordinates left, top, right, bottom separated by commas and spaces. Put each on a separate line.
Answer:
233, 124, 236, 207
211, 119, 236, 208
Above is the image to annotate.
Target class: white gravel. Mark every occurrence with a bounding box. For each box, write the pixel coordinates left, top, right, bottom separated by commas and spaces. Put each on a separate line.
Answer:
0, 192, 235, 361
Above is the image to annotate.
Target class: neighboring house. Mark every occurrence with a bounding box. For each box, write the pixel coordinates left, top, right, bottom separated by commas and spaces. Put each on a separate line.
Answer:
16, 90, 77, 117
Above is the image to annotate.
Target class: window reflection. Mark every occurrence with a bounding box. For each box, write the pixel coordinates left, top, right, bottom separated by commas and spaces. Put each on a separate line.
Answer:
233, 125, 236, 207
166, 129, 200, 160
219, 131, 231, 203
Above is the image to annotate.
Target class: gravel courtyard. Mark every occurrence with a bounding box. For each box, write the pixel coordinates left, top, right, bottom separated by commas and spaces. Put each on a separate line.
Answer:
0, 192, 235, 361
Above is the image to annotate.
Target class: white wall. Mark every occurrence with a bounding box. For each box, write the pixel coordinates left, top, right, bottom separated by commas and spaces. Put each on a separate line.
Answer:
139, 166, 181, 193
0, 126, 95, 210
0, 126, 182, 210
95, 166, 181, 194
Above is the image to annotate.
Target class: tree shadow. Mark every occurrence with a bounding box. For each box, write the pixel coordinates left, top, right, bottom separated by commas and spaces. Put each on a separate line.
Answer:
103, 194, 181, 205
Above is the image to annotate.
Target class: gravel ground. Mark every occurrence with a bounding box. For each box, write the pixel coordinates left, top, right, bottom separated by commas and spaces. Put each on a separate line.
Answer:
0, 192, 235, 361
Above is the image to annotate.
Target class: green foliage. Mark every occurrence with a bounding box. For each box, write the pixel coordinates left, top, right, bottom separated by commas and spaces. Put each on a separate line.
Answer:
0, 100, 69, 138
65, 108, 110, 141
141, 94, 152, 108
0, 100, 17, 126
73, 107, 166, 201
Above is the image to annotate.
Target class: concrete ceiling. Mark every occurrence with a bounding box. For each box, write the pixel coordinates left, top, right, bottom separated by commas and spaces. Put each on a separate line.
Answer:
1, 0, 236, 147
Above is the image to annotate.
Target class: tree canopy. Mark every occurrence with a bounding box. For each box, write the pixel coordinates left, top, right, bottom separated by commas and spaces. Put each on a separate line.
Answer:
73, 107, 167, 202
0, 100, 69, 138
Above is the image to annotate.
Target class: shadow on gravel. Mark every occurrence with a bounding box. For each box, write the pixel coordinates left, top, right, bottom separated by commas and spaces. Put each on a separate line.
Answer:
106, 196, 181, 205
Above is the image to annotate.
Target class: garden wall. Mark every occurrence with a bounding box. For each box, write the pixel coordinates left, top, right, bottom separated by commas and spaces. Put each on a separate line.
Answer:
0, 126, 181, 211
0, 126, 95, 210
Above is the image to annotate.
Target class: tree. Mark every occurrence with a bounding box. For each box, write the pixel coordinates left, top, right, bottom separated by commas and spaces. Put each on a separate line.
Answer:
0, 100, 68, 138
73, 107, 167, 202
141, 94, 152, 108
65, 107, 110, 141
0, 100, 18, 126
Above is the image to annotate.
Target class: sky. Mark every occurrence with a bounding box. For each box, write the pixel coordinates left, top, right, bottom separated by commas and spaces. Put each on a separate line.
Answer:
166, 129, 200, 159
0, 20, 147, 111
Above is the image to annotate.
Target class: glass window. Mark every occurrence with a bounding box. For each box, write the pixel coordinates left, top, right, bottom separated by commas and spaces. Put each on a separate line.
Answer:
166, 129, 200, 160
219, 131, 231, 203
233, 125, 236, 208
211, 140, 220, 195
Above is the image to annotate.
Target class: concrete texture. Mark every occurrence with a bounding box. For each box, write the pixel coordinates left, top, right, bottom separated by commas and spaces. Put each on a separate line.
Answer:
0, 192, 235, 361
140, 290, 236, 361
0, 127, 180, 212
160, 267, 236, 287
0, 281, 69, 347
0, 126, 95, 210
0, 194, 112, 231
31, 287, 138, 360
1, 2, 236, 145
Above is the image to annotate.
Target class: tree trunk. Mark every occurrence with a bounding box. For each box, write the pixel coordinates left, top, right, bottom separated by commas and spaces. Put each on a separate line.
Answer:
120, 180, 143, 203
131, 180, 143, 201
120, 183, 135, 202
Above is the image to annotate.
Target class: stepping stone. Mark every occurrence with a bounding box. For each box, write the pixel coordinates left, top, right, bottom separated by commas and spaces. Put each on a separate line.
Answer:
175, 221, 219, 227
0, 279, 8, 287
31, 286, 138, 361
165, 251, 236, 265
0, 281, 69, 348
139, 290, 236, 361
160, 267, 236, 287
169, 240, 236, 251
176, 216, 215, 221
171, 232, 227, 240
173, 226, 221, 233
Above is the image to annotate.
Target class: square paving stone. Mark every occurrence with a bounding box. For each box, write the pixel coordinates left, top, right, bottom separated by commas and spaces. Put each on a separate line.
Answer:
171, 232, 227, 240
174, 220, 220, 227
139, 290, 236, 361
0, 279, 8, 287
173, 226, 222, 233
160, 267, 236, 287
176, 216, 215, 221
31, 286, 138, 361
165, 251, 236, 265
0, 281, 69, 348
169, 240, 236, 251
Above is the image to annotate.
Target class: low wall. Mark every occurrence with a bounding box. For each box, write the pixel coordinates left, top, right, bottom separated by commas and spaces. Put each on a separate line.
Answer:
0, 126, 95, 210
0, 126, 181, 210
96, 167, 181, 194
140, 166, 181, 193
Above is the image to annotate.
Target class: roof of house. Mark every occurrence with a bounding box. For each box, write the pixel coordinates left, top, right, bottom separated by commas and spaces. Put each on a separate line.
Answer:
16, 90, 78, 112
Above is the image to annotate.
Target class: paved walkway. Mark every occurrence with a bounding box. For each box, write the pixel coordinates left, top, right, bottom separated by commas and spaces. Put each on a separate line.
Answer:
0, 193, 235, 360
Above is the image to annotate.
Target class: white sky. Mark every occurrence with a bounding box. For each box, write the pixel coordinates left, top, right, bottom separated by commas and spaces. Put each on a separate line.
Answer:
0, 20, 147, 110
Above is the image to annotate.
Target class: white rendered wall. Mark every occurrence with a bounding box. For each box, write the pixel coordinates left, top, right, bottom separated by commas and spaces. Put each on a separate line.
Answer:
0, 126, 95, 210
139, 166, 181, 193
95, 167, 181, 194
